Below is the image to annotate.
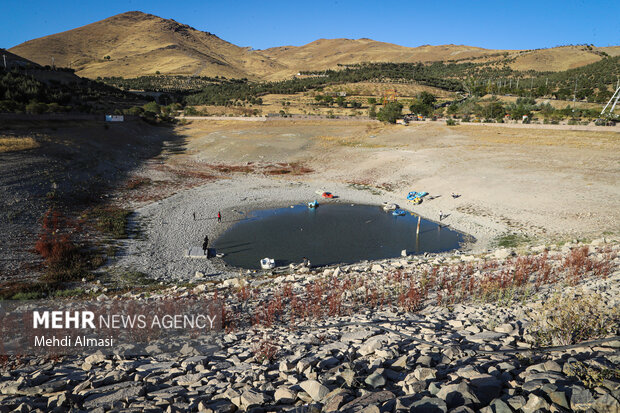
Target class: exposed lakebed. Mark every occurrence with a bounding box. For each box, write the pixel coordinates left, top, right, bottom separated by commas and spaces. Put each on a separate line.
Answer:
213, 203, 467, 269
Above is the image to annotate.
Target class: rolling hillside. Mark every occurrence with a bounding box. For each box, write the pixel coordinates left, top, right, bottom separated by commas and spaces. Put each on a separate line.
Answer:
9, 11, 284, 80
8, 11, 619, 81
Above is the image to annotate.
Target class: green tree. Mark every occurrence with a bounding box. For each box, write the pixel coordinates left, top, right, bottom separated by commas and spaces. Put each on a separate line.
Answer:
418, 91, 436, 106
368, 104, 377, 119
143, 101, 161, 114
377, 101, 403, 123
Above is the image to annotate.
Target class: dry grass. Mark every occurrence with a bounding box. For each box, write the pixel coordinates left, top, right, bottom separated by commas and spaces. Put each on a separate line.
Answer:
0, 136, 40, 153
458, 125, 620, 149
316, 135, 386, 149
529, 292, 620, 346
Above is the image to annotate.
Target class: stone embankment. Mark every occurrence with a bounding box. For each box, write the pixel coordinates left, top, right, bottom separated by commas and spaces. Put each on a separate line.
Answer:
1, 239, 619, 412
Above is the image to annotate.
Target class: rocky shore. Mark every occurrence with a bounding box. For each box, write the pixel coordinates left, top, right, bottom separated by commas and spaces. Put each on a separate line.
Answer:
1, 239, 619, 412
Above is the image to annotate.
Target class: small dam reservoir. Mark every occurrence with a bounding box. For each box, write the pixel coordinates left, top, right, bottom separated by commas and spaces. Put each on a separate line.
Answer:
213, 204, 467, 269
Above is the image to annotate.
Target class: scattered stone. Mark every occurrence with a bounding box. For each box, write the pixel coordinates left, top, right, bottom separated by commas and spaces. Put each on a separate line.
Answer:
521, 394, 549, 413
339, 391, 395, 412
240, 388, 267, 410
274, 386, 297, 404
494, 248, 514, 260
365, 372, 385, 388
570, 386, 594, 411
410, 397, 448, 413
299, 380, 329, 402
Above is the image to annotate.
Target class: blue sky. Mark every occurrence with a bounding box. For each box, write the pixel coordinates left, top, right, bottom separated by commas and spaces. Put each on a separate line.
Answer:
3, 0, 619, 50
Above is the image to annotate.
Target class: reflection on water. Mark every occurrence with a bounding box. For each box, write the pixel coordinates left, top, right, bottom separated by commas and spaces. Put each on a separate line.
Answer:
213, 204, 467, 269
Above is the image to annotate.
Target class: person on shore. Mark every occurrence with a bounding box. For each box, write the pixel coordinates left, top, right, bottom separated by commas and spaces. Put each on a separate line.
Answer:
217, 211, 221, 223
193, 211, 196, 221
302, 257, 310, 268
202, 235, 209, 257
439, 210, 444, 222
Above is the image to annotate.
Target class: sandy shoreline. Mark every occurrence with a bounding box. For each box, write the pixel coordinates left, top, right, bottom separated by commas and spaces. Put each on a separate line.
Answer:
112, 175, 508, 281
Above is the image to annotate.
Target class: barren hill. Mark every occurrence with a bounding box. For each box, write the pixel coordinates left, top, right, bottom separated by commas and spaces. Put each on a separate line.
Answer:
9, 11, 283, 80
9, 11, 619, 80
260, 39, 501, 76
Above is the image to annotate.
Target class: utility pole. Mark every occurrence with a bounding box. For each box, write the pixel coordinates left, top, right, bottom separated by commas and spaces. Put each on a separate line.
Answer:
573, 77, 578, 109
2, 54, 6, 69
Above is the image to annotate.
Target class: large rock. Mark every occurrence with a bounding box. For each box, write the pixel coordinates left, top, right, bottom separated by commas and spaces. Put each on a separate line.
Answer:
487, 398, 512, 413
470, 375, 503, 405
240, 388, 267, 409
521, 394, 549, 413
467, 332, 506, 344
494, 248, 514, 259
274, 386, 297, 404
300, 380, 330, 402
410, 397, 448, 413
323, 389, 352, 412
593, 393, 620, 413
85, 351, 106, 365
414, 367, 436, 381
341, 329, 375, 343
339, 391, 395, 412
437, 382, 480, 408
82, 384, 145, 409
358, 337, 385, 356
198, 399, 237, 413
365, 372, 386, 388
570, 386, 594, 411
548, 391, 570, 409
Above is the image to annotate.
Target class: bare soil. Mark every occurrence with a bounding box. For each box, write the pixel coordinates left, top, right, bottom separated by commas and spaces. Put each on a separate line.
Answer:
108, 119, 619, 279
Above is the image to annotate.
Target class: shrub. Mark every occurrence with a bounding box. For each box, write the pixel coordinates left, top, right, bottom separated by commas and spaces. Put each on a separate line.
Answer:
446, 118, 458, 126
89, 206, 132, 239
35, 210, 90, 284
529, 292, 619, 346
251, 335, 278, 364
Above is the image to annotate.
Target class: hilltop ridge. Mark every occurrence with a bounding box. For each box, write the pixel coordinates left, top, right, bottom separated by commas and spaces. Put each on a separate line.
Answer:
8, 11, 620, 80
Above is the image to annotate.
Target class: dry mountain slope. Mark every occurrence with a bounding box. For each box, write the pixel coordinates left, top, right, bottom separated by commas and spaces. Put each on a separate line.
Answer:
260, 38, 502, 76
9, 11, 283, 80
262, 39, 619, 75
9, 11, 620, 80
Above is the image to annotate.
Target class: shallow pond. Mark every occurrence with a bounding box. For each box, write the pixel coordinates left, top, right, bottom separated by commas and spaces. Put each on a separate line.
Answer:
213, 203, 467, 269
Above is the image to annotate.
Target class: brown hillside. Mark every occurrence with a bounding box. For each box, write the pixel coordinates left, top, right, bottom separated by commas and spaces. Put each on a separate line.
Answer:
8, 11, 618, 80
259, 39, 504, 79
9, 11, 284, 80
508, 46, 605, 72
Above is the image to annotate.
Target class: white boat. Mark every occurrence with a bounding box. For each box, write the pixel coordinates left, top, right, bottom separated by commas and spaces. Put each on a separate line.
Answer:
260, 258, 275, 269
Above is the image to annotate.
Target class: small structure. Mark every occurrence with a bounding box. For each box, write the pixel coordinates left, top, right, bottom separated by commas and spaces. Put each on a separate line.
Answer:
105, 115, 124, 122
186, 246, 208, 259
260, 258, 275, 269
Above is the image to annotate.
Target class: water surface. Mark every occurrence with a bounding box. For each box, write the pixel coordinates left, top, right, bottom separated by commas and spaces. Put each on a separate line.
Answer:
213, 204, 466, 269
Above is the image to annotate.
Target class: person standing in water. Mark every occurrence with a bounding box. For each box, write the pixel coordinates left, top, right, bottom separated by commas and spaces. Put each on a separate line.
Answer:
217, 211, 221, 223
202, 235, 209, 257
